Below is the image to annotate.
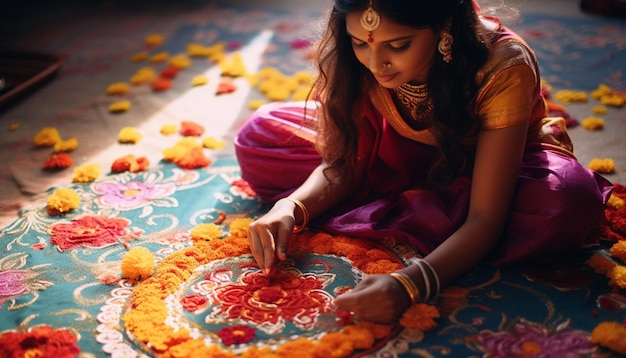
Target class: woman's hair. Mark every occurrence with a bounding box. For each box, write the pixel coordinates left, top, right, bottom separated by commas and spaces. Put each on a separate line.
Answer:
312, 0, 492, 187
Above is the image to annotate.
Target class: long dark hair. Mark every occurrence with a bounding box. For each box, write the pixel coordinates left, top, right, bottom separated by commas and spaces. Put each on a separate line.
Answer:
313, 0, 492, 186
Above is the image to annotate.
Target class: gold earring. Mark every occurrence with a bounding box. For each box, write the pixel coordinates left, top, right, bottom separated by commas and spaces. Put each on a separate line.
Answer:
438, 31, 453, 63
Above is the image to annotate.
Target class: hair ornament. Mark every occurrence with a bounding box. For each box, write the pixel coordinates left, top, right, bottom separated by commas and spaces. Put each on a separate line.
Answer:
360, 0, 380, 43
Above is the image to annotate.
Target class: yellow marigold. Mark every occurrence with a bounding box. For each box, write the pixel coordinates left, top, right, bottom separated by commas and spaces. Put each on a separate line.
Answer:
191, 75, 208, 86
53, 137, 78, 153
315, 332, 354, 358
248, 99, 267, 110
600, 93, 624, 107
399, 303, 440, 331
588, 158, 615, 174
592, 105, 607, 114
292, 85, 313, 101
169, 54, 192, 69
581, 116, 604, 131
591, 321, 626, 354
202, 136, 225, 150
9, 123, 19, 131
130, 67, 157, 85
121, 246, 155, 281
150, 51, 170, 63
72, 163, 101, 183
190, 223, 223, 241
607, 265, 626, 289
160, 124, 178, 135
109, 100, 131, 113
608, 193, 625, 210
34, 127, 62, 147
229, 218, 254, 238
610, 241, 626, 262
220, 52, 247, 77
293, 70, 315, 84
118, 127, 142, 143
591, 84, 612, 100
47, 188, 80, 213
587, 253, 617, 275
554, 89, 587, 104
106, 82, 130, 95
144, 33, 165, 47
131, 51, 149, 62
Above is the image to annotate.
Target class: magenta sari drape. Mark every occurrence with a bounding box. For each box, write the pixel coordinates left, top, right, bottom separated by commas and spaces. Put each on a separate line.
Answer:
234, 101, 613, 267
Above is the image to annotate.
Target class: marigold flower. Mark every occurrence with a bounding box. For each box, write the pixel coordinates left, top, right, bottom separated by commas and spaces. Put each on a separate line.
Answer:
150, 51, 169, 63
152, 77, 172, 91
591, 321, 626, 354
608, 193, 625, 210
292, 85, 313, 101
607, 265, 626, 289
610, 241, 626, 262
191, 75, 208, 86
202, 136, 225, 150
106, 82, 130, 95
111, 154, 149, 173
591, 84, 613, 100
341, 325, 375, 349
144, 33, 165, 47
72, 163, 101, 183
581, 117, 604, 131
399, 303, 440, 331
216, 80, 237, 95
248, 99, 267, 110
160, 124, 178, 135
34, 127, 61, 147
53, 137, 79, 153
121, 246, 155, 281
554, 89, 587, 104
180, 120, 205, 136
169, 54, 192, 69
587, 253, 617, 275
109, 100, 131, 113
600, 94, 624, 107
118, 127, 142, 144
275, 338, 317, 358
131, 51, 149, 62
47, 188, 80, 214
130, 67, 157, 84
592, 105, 607, 114
316, 332, 354, 357
42, 153, 73, 170
190, 223, 223, 241
352, 320, 392, 339
588, 158, 615, 174
228, 218, 254, 238
220, 52, 247, 77
160, 66, 179, 78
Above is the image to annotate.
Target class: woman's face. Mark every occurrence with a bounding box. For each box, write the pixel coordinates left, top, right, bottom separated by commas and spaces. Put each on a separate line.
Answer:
345, 11, 439, 88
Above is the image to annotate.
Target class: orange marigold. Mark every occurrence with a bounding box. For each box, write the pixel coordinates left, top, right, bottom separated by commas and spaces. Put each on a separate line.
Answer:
591, 321, 626, 354
607, 265, 626, 289
399, 303, 440, 331
180, 120, 205, 137
111, 154, 149, 173
275, 338, 317, 358
315, 332, 354, 358
42, 153, 73, 170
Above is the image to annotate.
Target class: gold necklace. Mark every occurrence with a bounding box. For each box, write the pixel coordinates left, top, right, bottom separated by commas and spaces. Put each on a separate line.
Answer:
393, 82, 433, 121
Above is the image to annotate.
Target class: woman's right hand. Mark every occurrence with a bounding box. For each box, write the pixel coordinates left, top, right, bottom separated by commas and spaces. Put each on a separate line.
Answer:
248, 199, 297, 276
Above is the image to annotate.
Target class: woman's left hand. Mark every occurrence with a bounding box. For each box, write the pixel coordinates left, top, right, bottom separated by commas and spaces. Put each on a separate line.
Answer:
333, 274, 412, 324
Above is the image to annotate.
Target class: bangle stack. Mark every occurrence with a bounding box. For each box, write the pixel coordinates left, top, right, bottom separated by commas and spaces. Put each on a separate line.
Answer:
390, 272, 420, 304
281, 198, 310, 233
392, 258, 441, 304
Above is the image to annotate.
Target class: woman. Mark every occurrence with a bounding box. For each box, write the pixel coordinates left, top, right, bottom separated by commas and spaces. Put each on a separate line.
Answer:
234, 0, 613, 324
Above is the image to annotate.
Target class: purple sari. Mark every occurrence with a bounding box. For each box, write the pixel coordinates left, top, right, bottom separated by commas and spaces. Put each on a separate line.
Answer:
235, 101, 613, 267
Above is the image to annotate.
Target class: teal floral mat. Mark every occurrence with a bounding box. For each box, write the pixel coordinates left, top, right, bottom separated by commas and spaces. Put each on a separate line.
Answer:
0, 159, 625, 357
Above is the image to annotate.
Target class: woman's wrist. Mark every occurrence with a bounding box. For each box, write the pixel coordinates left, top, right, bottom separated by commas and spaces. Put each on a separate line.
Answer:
396, 258, 441, 303
278, 197, 310, 233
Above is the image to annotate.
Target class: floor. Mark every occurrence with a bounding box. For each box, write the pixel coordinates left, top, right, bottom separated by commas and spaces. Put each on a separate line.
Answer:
0, 0, 624, 229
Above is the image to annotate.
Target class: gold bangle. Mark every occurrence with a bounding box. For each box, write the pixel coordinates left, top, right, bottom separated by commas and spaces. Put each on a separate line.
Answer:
282, 197, 309, 233
390, 272, 419, 304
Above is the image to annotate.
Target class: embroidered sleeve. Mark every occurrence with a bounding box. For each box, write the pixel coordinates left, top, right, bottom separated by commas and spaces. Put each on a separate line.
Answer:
475, 39, 539, 130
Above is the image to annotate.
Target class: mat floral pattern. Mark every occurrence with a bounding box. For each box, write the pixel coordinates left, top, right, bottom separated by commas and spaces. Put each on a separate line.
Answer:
1, 159, 625, 357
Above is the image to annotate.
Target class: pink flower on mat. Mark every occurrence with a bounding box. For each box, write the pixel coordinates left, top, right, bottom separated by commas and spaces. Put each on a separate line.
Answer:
93, 180, 176, 211
472, 320, 593, 357
0, 253, 53, 310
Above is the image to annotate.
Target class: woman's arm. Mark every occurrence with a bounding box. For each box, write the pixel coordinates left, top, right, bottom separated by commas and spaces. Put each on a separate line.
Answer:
334, 122, 528, 323
248, 161, 361, 275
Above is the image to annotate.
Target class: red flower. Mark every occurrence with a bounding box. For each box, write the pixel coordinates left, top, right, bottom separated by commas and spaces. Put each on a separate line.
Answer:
216, 80, 236, 95
180, 121, 205, 137
231, 179, 256, 197
0, 325, 81, 358
160, 66, 179, 78
152, 77, 172, 91
111, 154, 149, 173
174, 147, 211, 169
216, 325, 256, 346
181, 293, 208, 312
42, 153, 73, 170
